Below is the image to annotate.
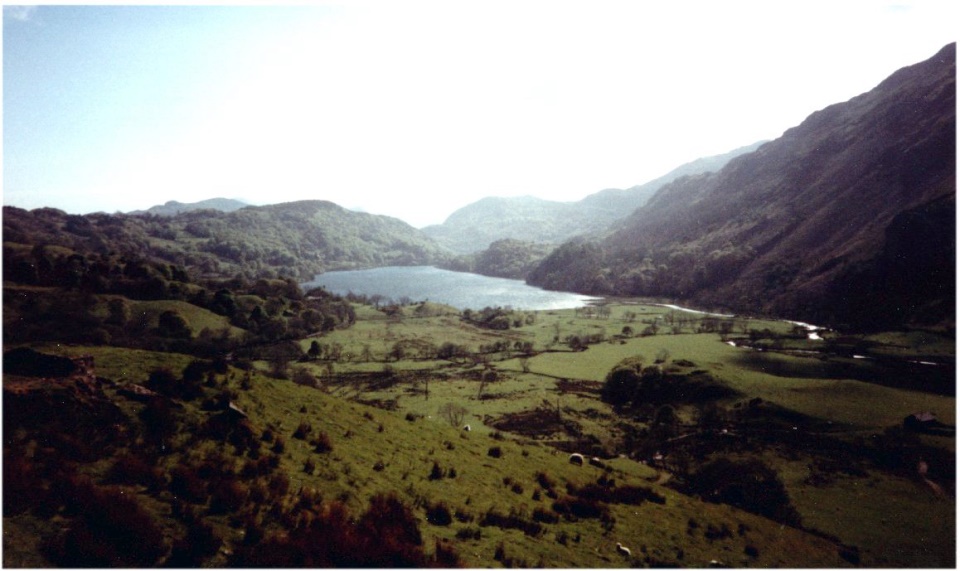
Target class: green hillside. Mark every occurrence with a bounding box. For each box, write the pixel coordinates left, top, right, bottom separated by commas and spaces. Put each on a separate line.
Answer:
4, 283, 954, 566
3, 199, 452, 282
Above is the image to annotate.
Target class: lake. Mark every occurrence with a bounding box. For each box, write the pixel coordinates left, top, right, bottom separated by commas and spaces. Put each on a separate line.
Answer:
302, 266, 599, 310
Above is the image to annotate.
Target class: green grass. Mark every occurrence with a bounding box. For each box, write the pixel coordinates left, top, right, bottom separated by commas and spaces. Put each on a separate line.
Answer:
221, 359, 851, 568
272, 301, 954, 566
7, 301, 953, 567
127, 299, 244, 338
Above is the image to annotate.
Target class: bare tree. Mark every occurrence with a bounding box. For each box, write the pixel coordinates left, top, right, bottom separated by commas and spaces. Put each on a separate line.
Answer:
439, 402, 468, 427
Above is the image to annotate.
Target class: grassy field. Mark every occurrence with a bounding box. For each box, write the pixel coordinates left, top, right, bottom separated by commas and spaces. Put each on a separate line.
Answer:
5, 299, 954, 567
278, 300, 955, 567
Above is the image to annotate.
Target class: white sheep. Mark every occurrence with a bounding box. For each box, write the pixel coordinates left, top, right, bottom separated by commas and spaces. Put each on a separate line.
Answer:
616, 542, 631, 557
589, 456, 605, 468
463, 424, 471, 432
569, 453, 584, 466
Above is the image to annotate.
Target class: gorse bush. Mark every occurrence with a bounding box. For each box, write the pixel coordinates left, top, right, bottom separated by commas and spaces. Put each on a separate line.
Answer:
480, 507, 544, 537
229, 492, 458, 567
425, 501, 453, 526
44, 475, 167, 567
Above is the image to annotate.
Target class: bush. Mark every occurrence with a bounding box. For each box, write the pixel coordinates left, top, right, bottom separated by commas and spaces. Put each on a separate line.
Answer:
170, 465, 208, 503
535, 471, 557, 490
313, 431, 333, 453
44, 477, 167, 567
166, 520, 222, 567
532, 507, 559, 524
210, 480, 250, 514
456, 527, 482, 540
425, 501, 453, 526
480, 508, 543, 537
104, 452, 164, 490
230, 493, 440, 567
551, 496, 609, 521
293, 420, 313, 440
685, 458, 801, 527
487, 446, 502, 458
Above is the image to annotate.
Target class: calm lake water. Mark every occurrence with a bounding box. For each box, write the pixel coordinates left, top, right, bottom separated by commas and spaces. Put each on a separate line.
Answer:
302, 266, 599, 310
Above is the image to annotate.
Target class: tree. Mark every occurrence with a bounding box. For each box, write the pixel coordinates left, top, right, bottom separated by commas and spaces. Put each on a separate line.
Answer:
106, 298, 130, 326
685, 458, 801, 527
157, 310, 191, 339
438, 403, 468, 428
600, 357, 644, 407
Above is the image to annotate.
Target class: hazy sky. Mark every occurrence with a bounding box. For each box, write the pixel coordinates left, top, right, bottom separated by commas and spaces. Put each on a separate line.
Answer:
3, 2, 957, 228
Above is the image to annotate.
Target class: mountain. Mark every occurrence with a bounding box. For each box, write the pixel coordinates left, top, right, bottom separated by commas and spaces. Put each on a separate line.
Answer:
130, 197, 249, 215
3, 200, 452, 281
422, 142, 765, 254
528, 43, 956, 331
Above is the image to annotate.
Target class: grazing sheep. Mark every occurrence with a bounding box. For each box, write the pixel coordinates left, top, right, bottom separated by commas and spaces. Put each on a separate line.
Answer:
616, 542, 631, 557
463, 424, 471, 432
589, 456, 605, 468
569, 453, 584, 466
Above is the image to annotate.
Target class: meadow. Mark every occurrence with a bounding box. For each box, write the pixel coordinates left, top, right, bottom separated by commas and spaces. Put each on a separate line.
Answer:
278, 300, 955, 566
7, 298, 954, 567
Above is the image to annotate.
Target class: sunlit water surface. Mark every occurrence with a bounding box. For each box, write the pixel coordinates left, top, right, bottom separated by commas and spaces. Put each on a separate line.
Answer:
302, 266, 599, 311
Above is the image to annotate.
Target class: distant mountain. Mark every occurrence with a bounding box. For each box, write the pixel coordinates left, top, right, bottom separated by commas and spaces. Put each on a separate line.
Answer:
528, 43, 956, 331
422, 142, 764, 254
130, 198, 249, 216
3, 200, 452, 281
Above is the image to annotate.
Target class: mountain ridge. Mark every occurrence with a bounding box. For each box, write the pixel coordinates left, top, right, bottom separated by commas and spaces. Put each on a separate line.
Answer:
528, 42, 956, 331
129, 197, 249, 216
422, 141, 765, 254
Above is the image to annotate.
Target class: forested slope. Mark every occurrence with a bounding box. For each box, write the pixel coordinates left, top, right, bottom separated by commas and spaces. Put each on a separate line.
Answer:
3, 200, 451, 281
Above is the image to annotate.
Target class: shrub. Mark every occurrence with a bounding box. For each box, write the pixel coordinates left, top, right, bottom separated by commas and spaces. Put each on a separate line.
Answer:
480, 508, 543, 537
535, 471, 557, 490
293, 420, 312, 440
456, 527, 481, 540
532, 507, 559, 524
551, 496, 609, 521
704, 523, 733, 541
230, 493, 440, 567
313, 431, 333, 453
104, 452, 164, 490
170, 465, 208, 504
44, 477, 166, 567
209, 479, 250, 514
684, 458, 801, 527
428, 461, 445, 481
425, 501, 453, 526
166, 520, 222, 567
487, 446, 502, 458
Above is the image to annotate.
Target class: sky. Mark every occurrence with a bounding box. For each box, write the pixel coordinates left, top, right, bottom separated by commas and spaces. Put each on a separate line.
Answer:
3, 1, 957, 228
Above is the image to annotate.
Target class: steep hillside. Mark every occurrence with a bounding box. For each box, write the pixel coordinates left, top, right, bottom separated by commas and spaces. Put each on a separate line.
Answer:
529, 43, 956, 331
3, 200, 452, 281
130, 197, 249, 216
422, 143, 764, 254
